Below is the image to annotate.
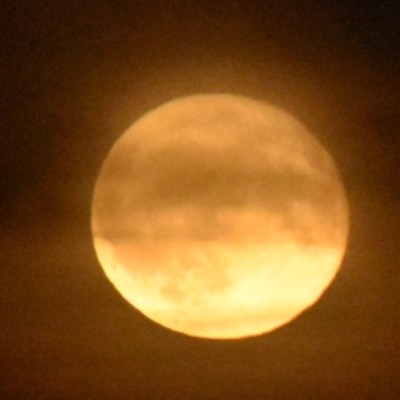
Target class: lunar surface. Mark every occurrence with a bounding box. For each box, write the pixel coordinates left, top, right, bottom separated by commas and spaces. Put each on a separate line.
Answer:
92, 94, 349, 339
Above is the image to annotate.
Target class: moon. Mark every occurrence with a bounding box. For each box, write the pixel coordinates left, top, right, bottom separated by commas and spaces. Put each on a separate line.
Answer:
91, 94, 349, 339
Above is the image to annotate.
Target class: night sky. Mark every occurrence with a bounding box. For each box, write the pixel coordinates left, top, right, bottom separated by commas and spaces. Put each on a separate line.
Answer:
1, 1, 399, 399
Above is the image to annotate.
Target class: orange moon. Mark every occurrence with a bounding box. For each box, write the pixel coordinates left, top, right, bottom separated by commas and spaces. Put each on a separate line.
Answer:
91, 94, 349, 339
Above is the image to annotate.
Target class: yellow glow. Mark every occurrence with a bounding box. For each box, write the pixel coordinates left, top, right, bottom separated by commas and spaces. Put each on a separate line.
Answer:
92, 94, 349, 339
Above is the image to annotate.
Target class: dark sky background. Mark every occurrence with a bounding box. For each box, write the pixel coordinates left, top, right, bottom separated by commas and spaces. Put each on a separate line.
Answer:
1, 1, 399, 399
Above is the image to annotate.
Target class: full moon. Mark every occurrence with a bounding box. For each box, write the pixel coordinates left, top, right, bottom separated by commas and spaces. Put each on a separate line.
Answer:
92, 94, 349, 339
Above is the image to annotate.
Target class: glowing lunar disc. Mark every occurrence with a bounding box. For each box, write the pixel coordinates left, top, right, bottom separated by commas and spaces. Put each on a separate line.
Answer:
92, 94, 349, 339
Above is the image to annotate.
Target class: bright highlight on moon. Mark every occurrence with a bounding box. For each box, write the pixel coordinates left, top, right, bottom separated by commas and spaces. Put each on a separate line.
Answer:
92, 94, 349, 339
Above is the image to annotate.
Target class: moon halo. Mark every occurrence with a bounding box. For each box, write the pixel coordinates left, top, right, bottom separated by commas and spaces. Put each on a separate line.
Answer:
91, 94, 349, 339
